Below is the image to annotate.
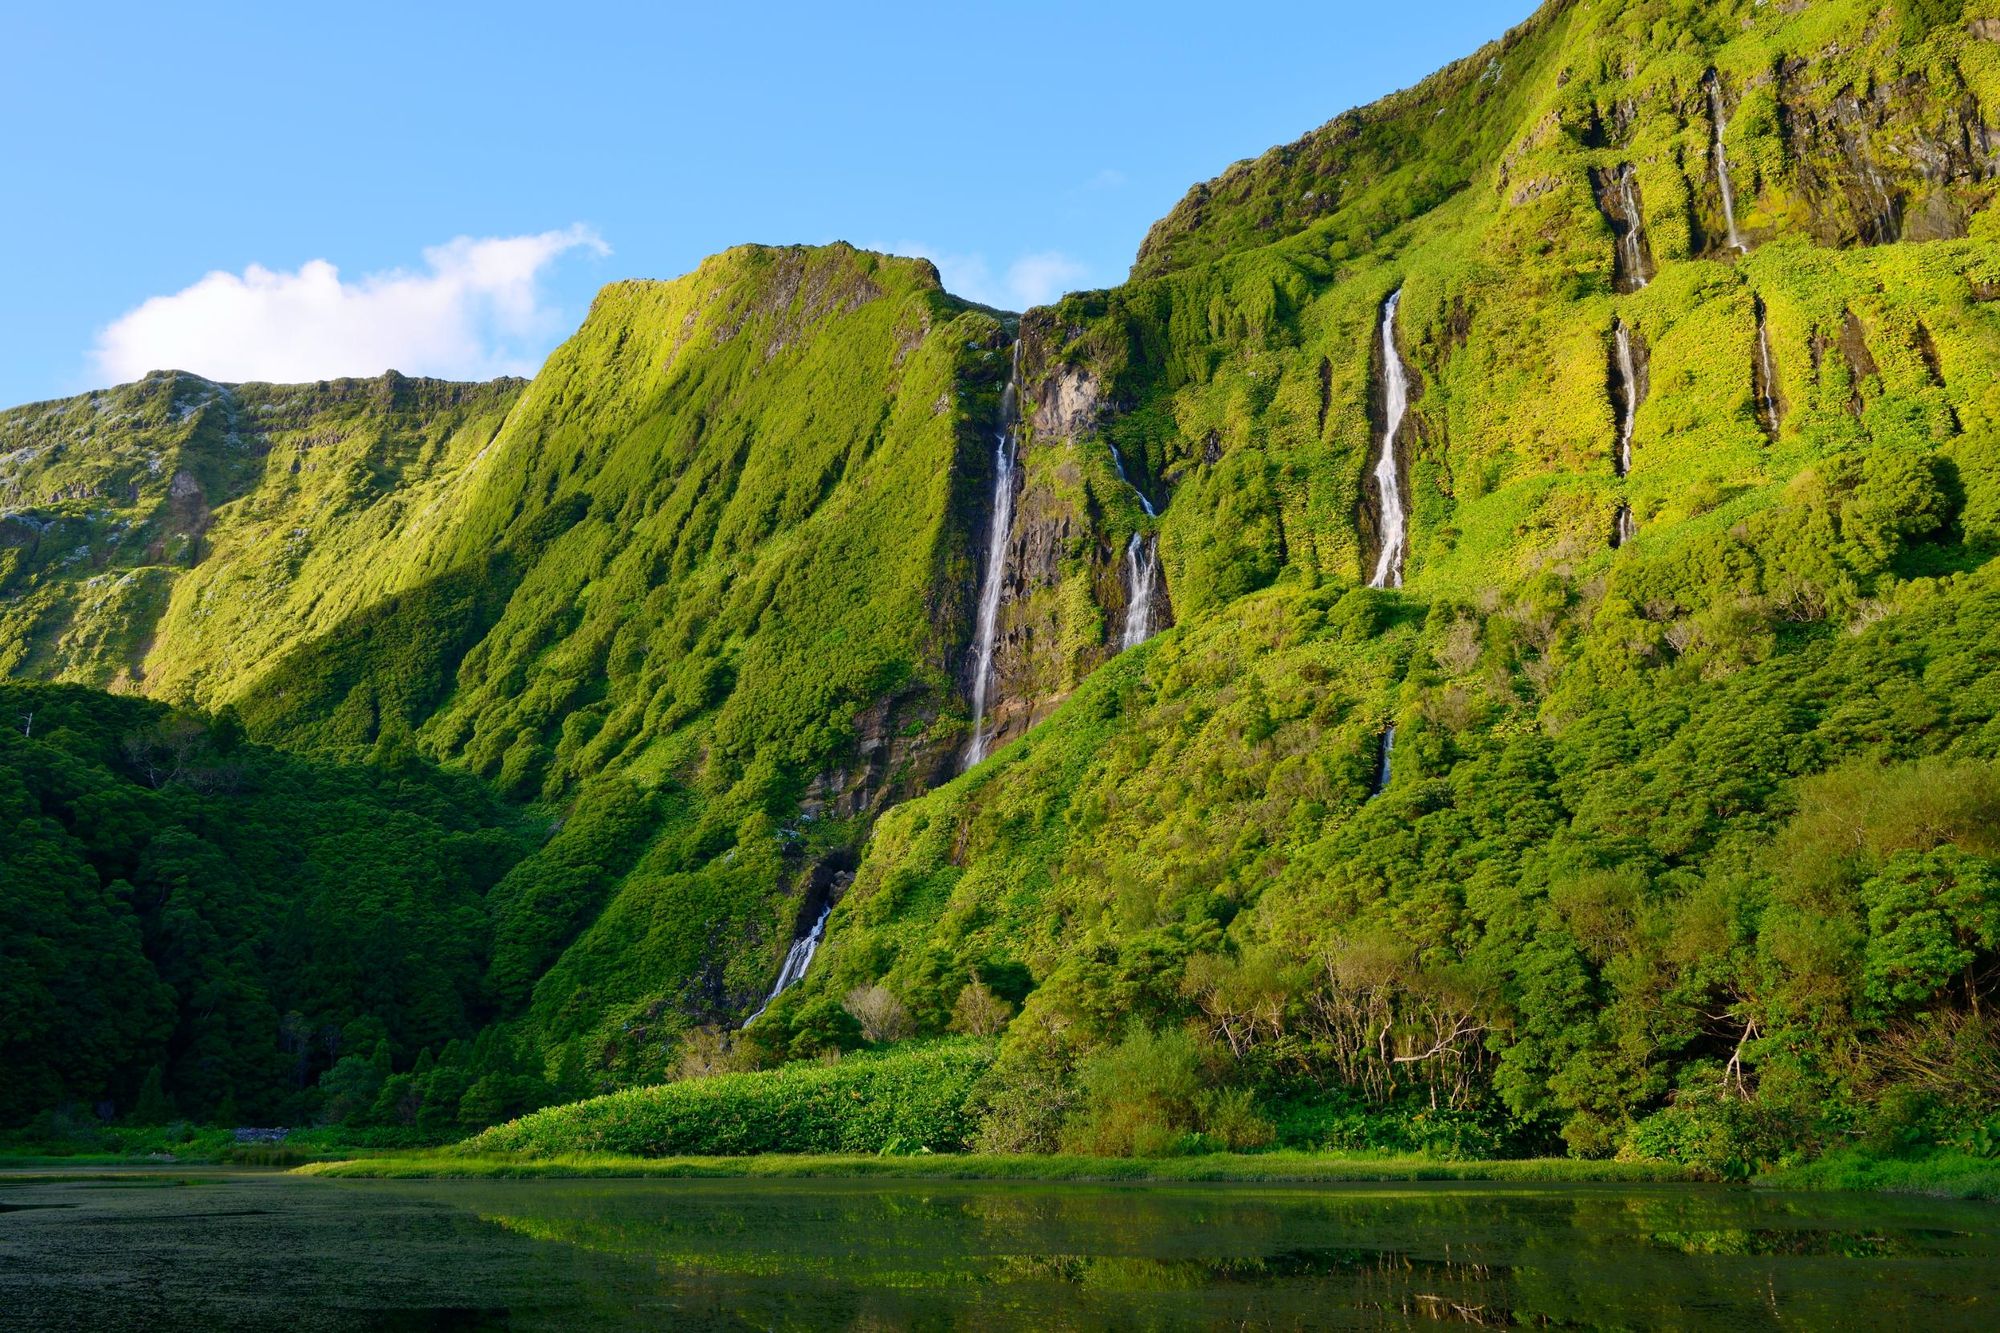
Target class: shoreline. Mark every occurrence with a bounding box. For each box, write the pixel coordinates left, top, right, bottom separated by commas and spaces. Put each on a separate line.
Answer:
297, 1150, 1705, 1185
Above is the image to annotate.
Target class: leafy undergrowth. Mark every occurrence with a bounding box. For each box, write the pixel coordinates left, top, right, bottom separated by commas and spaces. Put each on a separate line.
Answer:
462, 1040, 995, 1158
300, 1150, 1701, 1185
1758, 1147, 2000, 1202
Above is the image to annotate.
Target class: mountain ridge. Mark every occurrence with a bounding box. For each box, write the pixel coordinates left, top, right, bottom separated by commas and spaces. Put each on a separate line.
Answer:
6, 0, 2000, 1171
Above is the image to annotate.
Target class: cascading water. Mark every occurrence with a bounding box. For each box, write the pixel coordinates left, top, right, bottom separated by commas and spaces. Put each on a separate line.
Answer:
1613, 320, 1640, 477
741, 904, 830, 1027
1616, 165, 1652, 291
1368, 289, 1412, 590
1110, 442, 1161, 650
963, 343, 1021, 770
1708, 74, 1747, 254
1121, 535, 1158, 650
1372, 725, 1396, 798
1755, 302, 1781, 437
1613, 503, 1636, 549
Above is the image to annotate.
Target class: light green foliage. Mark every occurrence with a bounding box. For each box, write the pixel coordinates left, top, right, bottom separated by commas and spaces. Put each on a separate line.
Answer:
8, 0, 2000, 1174
463, 1040, 994, 1156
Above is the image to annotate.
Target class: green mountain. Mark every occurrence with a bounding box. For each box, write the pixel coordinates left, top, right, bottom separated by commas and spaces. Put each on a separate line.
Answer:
6, 0, 2000, 1168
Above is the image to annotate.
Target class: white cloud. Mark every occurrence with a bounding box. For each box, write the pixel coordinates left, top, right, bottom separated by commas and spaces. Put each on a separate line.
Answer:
92, 225, 610, 385
881, 242, 1094, 311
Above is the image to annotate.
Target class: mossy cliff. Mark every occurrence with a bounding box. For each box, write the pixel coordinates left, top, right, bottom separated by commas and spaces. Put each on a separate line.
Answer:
6, 1, 2000, 1169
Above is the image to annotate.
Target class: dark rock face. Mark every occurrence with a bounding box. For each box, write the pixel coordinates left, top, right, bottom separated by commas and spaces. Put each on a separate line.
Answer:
1774, 65, 1999, 247
1590, 163, 1656, 293
961, 321, 1177, 760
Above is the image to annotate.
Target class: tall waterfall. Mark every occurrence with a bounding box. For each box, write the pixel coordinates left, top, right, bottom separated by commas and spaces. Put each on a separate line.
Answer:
963, 344, 1022, 770
1613, 320, 1640, 477
1121, 535, 1159, 650
1756, 309, 1781, 437
1615, 165, 1651, 292
1613, 503, 1636, 549
1368, 289, 1412, 590
1110, 442, 1160, 650
741, 904, 830, 1027
1708, 75, 1747, 253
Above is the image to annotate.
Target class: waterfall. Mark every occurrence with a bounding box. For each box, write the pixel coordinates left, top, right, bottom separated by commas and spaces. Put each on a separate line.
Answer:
741, 904, 831, 1027
1613, 503, 1636, 549
1756, 311, 1781, 437
1708, 74, 1747, 254
1110, 442, 1160, 650
1613, 320, 1640, 477
1109, 443, 1156, 518
963, 344, 1022, 770
1372, 725, 1396, 798
1617, 166, 1651, 291
1121, 534, 1158, 650
1368, 289, 1411, 590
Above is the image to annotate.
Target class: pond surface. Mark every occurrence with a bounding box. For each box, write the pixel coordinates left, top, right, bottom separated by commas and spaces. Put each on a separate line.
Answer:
1, 1169, 1996, 1329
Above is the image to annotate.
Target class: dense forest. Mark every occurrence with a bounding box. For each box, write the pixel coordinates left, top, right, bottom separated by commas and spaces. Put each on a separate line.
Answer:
4, 0, 2000, 1175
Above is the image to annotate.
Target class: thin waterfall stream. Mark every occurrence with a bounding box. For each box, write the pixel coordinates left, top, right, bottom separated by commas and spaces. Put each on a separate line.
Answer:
1368, 289, 1411, 590
1110, 443, 1160, 650
1755, 302, 1781, 437
963, 344, 1021, 770
741, 904, 830, 1027
1613, 320, 1640, 477
1371, 725, 1396, 798
1616, 165, 1652, 291
1708, 74, 1747, 253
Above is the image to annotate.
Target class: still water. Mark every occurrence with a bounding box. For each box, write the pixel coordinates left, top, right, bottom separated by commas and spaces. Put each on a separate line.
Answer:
2, 1169, 1996, 1329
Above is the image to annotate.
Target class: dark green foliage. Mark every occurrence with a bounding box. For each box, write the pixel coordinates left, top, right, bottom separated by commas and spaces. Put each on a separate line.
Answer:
0, 683, 534, 1127
9, 0, 2000, 1180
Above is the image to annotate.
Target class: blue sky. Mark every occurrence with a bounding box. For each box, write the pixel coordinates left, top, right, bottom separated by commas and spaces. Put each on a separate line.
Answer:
1, 1, 1538, 407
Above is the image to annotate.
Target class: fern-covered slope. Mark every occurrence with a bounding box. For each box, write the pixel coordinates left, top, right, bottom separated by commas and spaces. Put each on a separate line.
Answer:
7, 1, 2000, 1166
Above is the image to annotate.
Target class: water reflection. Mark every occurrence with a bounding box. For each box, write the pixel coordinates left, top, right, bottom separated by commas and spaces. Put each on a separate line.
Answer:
2, 1171, 1996, 1329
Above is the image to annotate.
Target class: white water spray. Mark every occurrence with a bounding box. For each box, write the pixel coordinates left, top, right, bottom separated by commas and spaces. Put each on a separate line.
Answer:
1372, 725, 1396, 797
1121, 534, 1158, 650
1613, 503, 1636, 549
1368, 289, 1411, 590
1110, 442, 1161, 650
742, 904, 830, 1026
1708, 75, 1747, 254
1616, 165, 1651, 291
1756, 311, 1781, 437
963, 344, 1021, 770
1614, 320, 1640, 477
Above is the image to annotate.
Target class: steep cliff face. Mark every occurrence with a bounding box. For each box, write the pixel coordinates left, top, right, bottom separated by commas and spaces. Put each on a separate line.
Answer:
0, 371, 523, 690
2, 245, 1008, 1070
12, 0, 2000, 1151
968, 314, 1176, 755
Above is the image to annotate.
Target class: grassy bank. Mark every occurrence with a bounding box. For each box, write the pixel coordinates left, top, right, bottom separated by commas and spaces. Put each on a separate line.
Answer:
299, 1150, 1702, 1185
1757, 1149, 2000, 1202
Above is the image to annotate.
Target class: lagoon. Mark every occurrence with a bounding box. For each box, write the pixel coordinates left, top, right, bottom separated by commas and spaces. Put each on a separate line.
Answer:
2, 1169, 1997, 1328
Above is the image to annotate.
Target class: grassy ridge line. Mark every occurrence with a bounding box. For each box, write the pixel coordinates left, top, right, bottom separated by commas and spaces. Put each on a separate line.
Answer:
298, 1150, 1701, 1185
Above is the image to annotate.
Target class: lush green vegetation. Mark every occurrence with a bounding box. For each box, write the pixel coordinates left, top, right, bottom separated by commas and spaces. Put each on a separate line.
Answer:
464, 1040, 994, 1157
6, 0, 2000, 1186
303, 1149, 1699, 1184
0, 683, 576, 1131
1761, 1145, 2000, 1201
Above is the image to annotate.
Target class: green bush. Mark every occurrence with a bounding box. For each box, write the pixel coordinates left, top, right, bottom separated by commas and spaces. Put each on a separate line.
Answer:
464, 1040, 995, 1157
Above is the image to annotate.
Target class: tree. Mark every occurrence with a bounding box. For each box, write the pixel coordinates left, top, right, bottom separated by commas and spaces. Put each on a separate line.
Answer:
949, 978, 1015, 1037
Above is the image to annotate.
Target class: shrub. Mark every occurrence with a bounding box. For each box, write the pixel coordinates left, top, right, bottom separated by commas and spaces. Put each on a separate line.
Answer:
843, 985, 915, 1043
949, 979, 1016, 1038
464, 1040, 994, 1157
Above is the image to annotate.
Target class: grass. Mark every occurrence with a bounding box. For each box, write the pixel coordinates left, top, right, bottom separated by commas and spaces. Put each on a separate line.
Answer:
1757, 1148, 2000, 1202
299, 1149, 1704, 1185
